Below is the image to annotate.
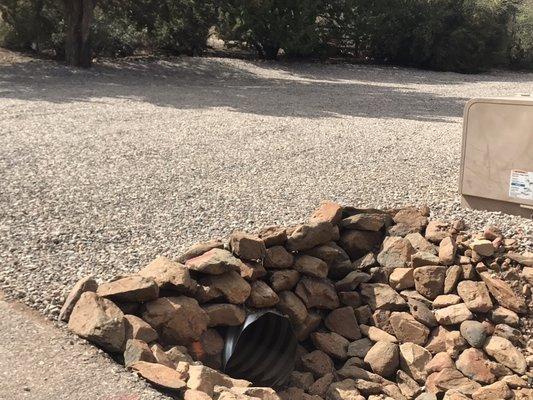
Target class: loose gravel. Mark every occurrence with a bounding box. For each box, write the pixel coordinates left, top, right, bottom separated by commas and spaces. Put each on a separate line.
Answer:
0, 54, 532, 318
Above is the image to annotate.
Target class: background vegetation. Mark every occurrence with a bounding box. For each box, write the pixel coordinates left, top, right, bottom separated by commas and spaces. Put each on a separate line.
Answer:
0, 0, 532, 72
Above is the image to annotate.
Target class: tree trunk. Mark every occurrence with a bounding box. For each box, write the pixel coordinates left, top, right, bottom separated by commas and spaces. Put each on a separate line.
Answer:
63, 0, 96, 68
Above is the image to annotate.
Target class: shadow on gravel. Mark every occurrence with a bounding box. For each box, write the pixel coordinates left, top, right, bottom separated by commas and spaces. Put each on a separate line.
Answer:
0, 57, 471, 122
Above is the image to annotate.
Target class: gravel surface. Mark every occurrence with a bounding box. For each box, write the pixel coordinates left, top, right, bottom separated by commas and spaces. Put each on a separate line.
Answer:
0, 53, 532, 318
0, 292, 173, 400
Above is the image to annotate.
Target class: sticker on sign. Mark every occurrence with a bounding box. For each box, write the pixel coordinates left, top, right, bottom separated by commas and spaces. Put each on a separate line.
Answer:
509, 169, 533, 201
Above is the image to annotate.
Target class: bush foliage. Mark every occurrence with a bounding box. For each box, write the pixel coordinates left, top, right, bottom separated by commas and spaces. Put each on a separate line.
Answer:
0, 0, 532, 72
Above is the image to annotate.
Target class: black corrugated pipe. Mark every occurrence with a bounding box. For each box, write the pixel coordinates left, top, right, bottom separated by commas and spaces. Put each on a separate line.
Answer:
222, 310, 297, 388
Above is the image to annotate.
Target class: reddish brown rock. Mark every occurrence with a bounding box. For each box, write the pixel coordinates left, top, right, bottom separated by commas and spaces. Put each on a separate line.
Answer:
150, 343, 175, 368
124, 339, 156, 367
399, 342, 432, 383
338, 229, 383, 260
309, 201, 343, 224
246, 281, 279, 308
483, 336, 527, 374
138, 256, 196, 294
325, 306, 361, 340
426, 368, 481, 396
286, 221, 337, 252
360, 324, 397, 343
397, 369, 422, 399
407, 298, 438, 328
433, 294, 462, 308
188, 329, 224, 369
425, 326, 450, 355
277, 291, 308, 325
200, 271, 251, 304
457, 280, 493, 313
229, 231, 266, 261
425, 220, 450, 244
68, 292, 125, 353
445, 330, 469, 359
130, 361, 187, 391
308, 373, 334, 397
265, 246, 294, 269
184, 390, 212, 400
289, 371, 314, 389
97, 276, 159, 303
359, 283, 406, 311
59, 276, 98, 322
293, 255, 328, 278
257, 226, 287, 247
472, 381, 512, 400
340, 213, 387, 231
335, 271, 371, 291
393, 208, 428, 235
203, 304, 246, 327
295, 276, 339, 310
311, 331, 349, 360
413, 266, 446, 300
439, 237, 457, 266
377, 236, 416, 268
186, 364, 250, 396
364, 341, 399, 378
339, 291, 361, 307
455, 348, 497, 384
390, 312, 430, 345
490, 306, 519, 327
326, 379, 365, 400
389, 268, 415, 290
426, 352, 455, 374
142, 296, 208, 344
185, 248, 244, 275
469, 239, 495, 257
347, 338, 373, 358
301, 350, 335, 378
480, 272, 526, 314
238, 260, 267, 282
178, 239, 224, 263
443, 265, 463, 294
270, 270, 300, 292
124, 314, 158, 343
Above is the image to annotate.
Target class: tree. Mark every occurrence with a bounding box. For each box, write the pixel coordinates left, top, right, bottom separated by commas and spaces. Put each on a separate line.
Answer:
62, 0, 96, 67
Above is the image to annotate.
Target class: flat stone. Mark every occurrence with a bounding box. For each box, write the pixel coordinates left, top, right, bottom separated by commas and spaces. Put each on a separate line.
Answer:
295, 276, 339, 310
246, 281, 279, 308
184, 390, 212, 400
293, 255, 328, 278
390, 311, 430, 345
425, 220, 450, 243
413, 266, 446, 300
483, 336, 527, 374
124, 339, 156, 367
360, 324, 397, 343
469, 239, 495, 257
142, 296, 208, 344
364, 341, 399, 378
490, 306, 519, 326
359, 283, 406, 311
472, 381, 513, 400
456, 348, 497, 384
265, 246, 294, 269
412, 252, 441, 268
203, 303, 246, 327
138, 256, 196, 294
68, 292, 125, 353
406, 233, 437, 254
426, 368, 481, 396
229, 231, 266, 261
59, 276, 98, 322
507, 252, 533, 267
443, 265, 463, 294
434, 303, 473, 325
335, 271, 371, 291
185, 248, 243, 275
457, 280, 493, 312
187, 365, 250, 396
377, 236, 416, 268
340, 213, 386, 231
493, 323, 525, 347
178, 240, 224, 263
347, 338, 373, 358
480, 272, 526, 314
97, 276, 159, 302
124, 314, 158, 342
130, 361, 187, 391
432, 294, 462, 308
257, 226, 287, 247
325, 306, 361, 340
309, 201, 343, 224
200, 271, 251, 304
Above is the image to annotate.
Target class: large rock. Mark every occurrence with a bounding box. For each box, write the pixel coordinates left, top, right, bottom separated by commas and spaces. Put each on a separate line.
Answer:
469, 239, 495, 257
309, 201, 343, 224
443, 265, 463, 294
130, 361, 187, 391
277, 291, 308, 325
270, 270, 300, 292
325, 306, 361, 340
286, 221, 337, 252
308, 373, 334, 397
364, 341, 399, 378
399, 342, 433, 383
68, 292, 125, 353
426, 368, 481, 396
335, 271, 371, 291
340, 213, 387, 231
397, 369, 422, 399
187, 365, 250, 396
265, 246, 294, 269
246, 281, 279, 308
142, 296, 208, 344
257, 226, 287, 247
311, 332, 349, 360
392, 208, 428, 235
301, 350, 335, 378
406, 233, 436, 254
408, 298, 438, 328
295, 277, 339, 310
124, 339, 156, 367
124, 314, 158, 342
200, 271, 251, 304
471, 381, 513, 400
229, 231, 266, 261
426, 352, 455, 374
412, 252, 441, 268
338, 230, 383, 260
138, 256, 196, 294
178, 239, 224, 263
425, 326, 450, 355
459, 320, 487, 348
377, 236, 415, 268
359, 283, 406, 311
483, 336, 527, 374
455, 348, 498, 384
203, 304, 246, 327
457, 280, 493, 312
326, 379, 365, 400
389, 268, 415, 290
439, 237, 457, 266
425, 221, 450, 243
434, 303, 473, 326
347, 338, 373, 358
390, 312, 430, 345
490, 306, 519, 327
480, 272, 526, 314
360, 324, 397, 342
185, 249, 243, 275
413, 266, 446, 300
97, 276, 159, 302
293, 255, 328, 278
59, 276, 98, 322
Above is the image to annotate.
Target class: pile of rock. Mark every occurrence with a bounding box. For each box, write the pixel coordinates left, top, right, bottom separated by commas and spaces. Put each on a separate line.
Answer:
60, 201, 533, 400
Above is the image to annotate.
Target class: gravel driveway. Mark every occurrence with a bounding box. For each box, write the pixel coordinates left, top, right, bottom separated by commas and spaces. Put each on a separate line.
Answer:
0, 53, 532, 317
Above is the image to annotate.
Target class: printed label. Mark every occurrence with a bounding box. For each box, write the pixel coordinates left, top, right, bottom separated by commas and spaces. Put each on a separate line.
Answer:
509, 169, 533, 200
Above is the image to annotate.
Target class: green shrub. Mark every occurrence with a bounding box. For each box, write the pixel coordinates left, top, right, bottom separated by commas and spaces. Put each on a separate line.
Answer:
511, 0, 533, 68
